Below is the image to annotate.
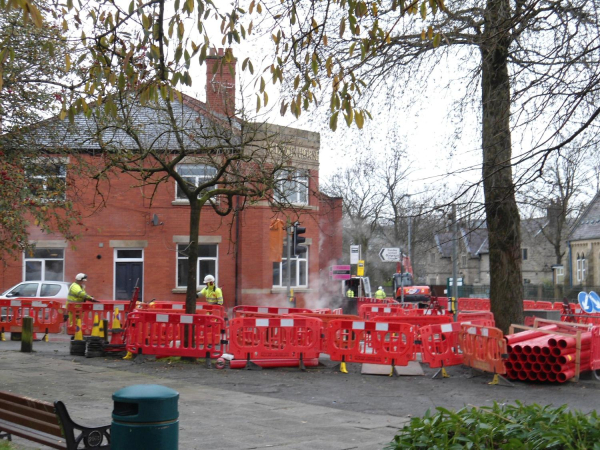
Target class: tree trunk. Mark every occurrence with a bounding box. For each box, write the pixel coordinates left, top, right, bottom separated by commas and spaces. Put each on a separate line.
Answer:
186, 200, 201, 314
480, 0, 523, 334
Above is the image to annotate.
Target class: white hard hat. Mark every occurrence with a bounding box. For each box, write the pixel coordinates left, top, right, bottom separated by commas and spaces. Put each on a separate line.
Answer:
378, 286, 383, 290
75, 273, 88, 281
203, 274, 215, 283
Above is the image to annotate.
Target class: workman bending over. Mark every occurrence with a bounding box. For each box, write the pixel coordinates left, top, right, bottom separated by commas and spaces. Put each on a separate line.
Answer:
197, 274, 223, 305
346, 288, 355, 298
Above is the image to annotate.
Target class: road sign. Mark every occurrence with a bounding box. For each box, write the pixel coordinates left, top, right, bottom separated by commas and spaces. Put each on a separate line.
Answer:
330, 265, 351, 280
379, 248, 401, 262
350, 245, 360, 264
447, 277, 463, 286
357, 260, 365, 276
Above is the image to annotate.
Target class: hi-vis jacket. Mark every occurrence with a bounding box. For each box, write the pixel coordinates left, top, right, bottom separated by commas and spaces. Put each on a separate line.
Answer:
67, 282, 92, 305
198, 285, 223, 305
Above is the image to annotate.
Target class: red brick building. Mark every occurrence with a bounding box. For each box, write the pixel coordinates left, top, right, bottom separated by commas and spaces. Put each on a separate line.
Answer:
0, 49, 343, 311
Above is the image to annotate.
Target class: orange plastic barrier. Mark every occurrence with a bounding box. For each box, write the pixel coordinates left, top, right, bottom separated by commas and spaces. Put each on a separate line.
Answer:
456, 312, 495, 327
534, 301, 553, 310
358, 304, 431, 320
552, 302, 565, 310
325, 319, 416, 366
435, 297, 449, 309
126, 311, 226, 358
356, 297, 398, 309
459, 324, 507, 374
373, 315, 453, 329
523, 300, 536, 310
0, 299, 64, 334
332, 308, 343, 315
233, 305, 314, 318
66, 301, 129, 335
359, 304, 406, 320
400, 308, 448, 316
420, 322, 464, 368
457, 298, 491, 311
591, 327, 600, 372
228, 317, 322, 368
146, 301, 227, 318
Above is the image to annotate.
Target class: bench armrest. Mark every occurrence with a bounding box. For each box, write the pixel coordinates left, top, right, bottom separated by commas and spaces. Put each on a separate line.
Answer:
54, 401, 110, 449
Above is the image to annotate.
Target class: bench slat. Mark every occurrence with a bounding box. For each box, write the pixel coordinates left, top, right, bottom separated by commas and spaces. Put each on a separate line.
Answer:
0, 418, 66, 449
0, 391, 55, 411
0, 408, 63, 437
0, 398, 60, 425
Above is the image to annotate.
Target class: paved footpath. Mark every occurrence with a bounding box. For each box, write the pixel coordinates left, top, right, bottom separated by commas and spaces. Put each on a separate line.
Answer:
0, 350, 407, 450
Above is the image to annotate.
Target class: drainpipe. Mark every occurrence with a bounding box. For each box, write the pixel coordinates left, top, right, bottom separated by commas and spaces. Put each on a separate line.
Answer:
567, 241, 572, 288
235, 195, 240, 307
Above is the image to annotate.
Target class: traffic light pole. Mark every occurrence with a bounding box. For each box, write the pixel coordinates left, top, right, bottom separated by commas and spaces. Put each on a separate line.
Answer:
286, 219, 292, 307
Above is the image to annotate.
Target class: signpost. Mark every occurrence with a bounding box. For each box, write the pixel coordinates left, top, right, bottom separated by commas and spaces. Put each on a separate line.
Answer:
330, 265, 352, 280
379, 248, 401, 262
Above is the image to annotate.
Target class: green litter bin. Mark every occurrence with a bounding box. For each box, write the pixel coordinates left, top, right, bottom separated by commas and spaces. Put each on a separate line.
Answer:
112, 384, 179, 449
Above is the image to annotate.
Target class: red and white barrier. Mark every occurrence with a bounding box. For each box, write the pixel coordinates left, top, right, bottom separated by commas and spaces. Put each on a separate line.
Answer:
228, 317, 322, 369
126, 311, 226, 359
325, 319, 416, 367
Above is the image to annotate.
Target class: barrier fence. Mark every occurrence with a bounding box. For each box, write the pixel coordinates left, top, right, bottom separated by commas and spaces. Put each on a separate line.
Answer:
6, 296, 600, 382
459, 324, 507, 375
228, 317, 322, 369
142, 301, 227, 318
0, 299, 64, 335
125, 311, 226, 359
420, 322, 464, 369
358, 304, 446, 320
233, 305, 318, 318
66, 301, 129, 335
325, 319, 417, 367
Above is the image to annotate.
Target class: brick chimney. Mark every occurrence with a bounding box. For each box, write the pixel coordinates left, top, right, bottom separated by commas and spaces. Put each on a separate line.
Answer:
205, 48, 236, 117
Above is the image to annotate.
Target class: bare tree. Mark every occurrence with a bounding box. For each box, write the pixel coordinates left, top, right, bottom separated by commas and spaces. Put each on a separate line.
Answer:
321, 155, 385, 267
518, 145, 597, 266
241, 0, 600, 332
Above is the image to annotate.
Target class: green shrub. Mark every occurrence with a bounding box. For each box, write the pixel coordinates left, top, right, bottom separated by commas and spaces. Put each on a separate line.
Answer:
385, 402, 600, 450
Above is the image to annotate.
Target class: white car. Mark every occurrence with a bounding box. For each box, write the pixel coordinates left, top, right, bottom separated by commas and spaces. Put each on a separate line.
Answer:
0, 281, 70, 301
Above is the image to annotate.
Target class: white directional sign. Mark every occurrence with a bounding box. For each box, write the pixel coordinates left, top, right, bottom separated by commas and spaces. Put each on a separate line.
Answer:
379, 247, 401, 262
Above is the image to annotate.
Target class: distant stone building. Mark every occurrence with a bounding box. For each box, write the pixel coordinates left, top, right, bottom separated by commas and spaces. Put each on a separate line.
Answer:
566, 191, 600, 287
421, 216, 559, 288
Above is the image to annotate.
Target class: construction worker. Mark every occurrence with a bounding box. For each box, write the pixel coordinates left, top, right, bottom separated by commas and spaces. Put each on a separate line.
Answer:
346, 287, 355, 298
66, 273, 97, 326
197, 274, 223, 305
375, 286, 386, 300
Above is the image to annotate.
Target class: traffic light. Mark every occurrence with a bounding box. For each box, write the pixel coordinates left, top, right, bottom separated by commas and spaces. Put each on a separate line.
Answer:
292, 222, 307, 256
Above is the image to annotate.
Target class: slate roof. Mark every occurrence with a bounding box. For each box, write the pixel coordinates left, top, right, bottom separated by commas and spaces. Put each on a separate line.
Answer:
17, 92, 241, 152
435, 232, 454, 258
461, 227, 489, 256
568, 191, 600, 241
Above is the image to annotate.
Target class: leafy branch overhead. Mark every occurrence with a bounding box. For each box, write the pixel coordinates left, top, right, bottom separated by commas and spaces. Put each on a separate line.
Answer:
2, 0, 447, 131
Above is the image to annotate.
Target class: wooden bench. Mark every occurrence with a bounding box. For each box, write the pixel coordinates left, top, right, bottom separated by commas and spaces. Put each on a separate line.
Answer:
0, 391, 110, 449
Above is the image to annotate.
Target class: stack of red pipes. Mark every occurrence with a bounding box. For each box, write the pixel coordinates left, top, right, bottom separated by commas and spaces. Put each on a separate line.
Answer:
505, 325, 593, 383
